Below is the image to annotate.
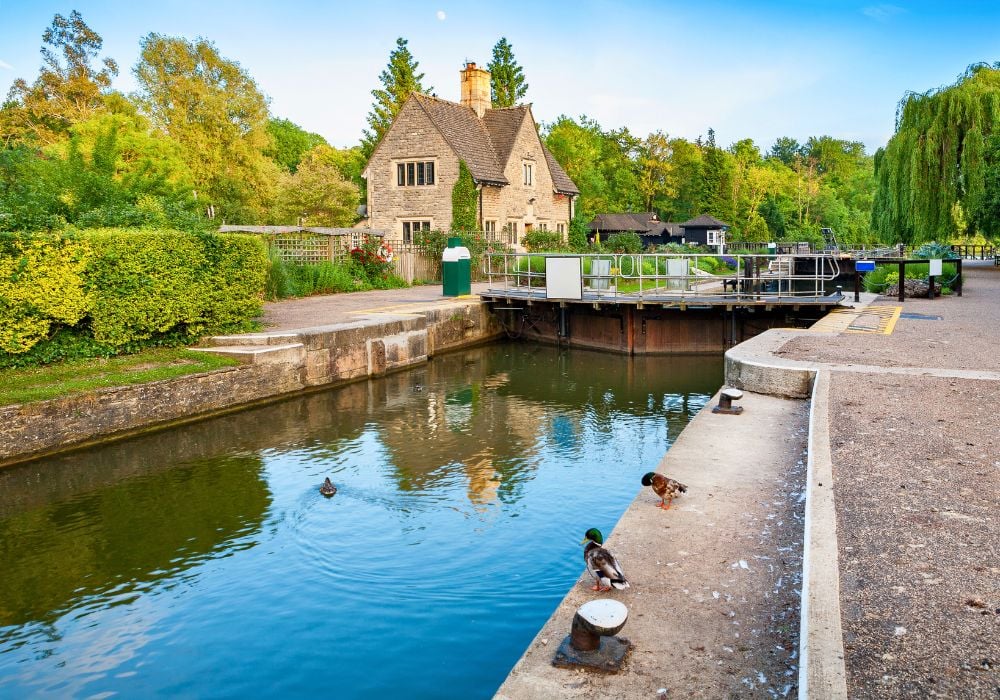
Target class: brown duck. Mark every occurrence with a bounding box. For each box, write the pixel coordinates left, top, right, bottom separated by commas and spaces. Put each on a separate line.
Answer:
641, 472, 687, 510
581, 528, 630, 592
320, 478, 337, 497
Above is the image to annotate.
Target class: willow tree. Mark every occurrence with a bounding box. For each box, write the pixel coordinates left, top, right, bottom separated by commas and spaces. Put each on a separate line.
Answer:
872, 63, 1000, 243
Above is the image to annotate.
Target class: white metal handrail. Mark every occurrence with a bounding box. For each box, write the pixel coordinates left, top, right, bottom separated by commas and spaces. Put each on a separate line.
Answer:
482, 253, 842, 301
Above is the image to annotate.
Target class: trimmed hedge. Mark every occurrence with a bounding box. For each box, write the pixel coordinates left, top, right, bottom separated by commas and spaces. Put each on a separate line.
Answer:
1, 228, 267, 361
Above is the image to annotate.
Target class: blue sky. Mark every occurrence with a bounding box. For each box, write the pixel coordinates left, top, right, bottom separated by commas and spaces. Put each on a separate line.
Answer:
2, 1, 999, 153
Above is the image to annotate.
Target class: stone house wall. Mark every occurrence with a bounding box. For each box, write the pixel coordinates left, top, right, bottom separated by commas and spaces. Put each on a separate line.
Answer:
366, 100, 459, 236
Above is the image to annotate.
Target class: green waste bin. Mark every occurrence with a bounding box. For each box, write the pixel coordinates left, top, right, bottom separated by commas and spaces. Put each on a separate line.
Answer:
442, 236, 471, 296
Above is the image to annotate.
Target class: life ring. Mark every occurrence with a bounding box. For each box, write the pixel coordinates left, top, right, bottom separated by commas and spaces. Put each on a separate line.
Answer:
378, 243, 394, 262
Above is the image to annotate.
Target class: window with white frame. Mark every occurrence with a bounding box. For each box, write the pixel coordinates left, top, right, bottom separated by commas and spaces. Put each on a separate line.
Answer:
522, 162, 533, 186
484, 220, 497, 235
706, 229, 723, 245
396, 161, 435, 187
402, 220, 431, 243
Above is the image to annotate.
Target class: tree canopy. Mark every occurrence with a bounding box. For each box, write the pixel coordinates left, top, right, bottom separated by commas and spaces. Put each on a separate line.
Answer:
872, 62, 1000, 243
487, 38, 528, 108
361, 38, 429, 159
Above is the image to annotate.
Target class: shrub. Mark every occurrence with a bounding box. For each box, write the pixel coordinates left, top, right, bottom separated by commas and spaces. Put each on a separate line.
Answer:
0, 228, 267, 365
604, 232, 643, 253
523, 230, 566, 252
913, 241, 958, 259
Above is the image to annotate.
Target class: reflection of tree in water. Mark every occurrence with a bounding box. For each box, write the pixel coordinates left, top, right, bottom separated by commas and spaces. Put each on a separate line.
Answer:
370, 344, 722, 507
0, 454, 269, 631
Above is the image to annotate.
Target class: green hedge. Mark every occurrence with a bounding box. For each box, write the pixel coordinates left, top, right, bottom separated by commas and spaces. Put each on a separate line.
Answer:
1, 228, 267, 363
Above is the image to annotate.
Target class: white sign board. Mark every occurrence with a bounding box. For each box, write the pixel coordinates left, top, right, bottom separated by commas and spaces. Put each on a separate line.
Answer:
545, 257, 583, 300
929, 258, 943, 276
666, 258, 689, 291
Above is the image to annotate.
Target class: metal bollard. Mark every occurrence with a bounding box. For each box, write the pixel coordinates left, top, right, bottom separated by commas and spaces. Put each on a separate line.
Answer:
713, 387, 744, 415
552, 599, 632, 672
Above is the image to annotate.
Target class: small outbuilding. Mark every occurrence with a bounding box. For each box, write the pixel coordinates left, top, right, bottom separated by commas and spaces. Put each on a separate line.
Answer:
678, 214, 730, 248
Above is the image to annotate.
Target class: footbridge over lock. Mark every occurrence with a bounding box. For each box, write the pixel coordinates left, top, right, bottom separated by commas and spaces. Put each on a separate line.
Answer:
479, 252, 847, 354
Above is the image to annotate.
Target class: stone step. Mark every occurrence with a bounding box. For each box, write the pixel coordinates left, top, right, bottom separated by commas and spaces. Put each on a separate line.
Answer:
202, 332, 302, 347
190, 343, 305, 365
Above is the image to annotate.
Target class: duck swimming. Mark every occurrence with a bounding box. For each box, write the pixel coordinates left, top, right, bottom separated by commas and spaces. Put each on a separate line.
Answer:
320, 478, 337, 497
581, 528, 630, 592
641, 472, 687, 510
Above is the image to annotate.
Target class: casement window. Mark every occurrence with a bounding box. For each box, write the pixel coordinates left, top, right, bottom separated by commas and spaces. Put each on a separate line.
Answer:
402, 220, 431, 243
556, 223, 566, 235
484, 220, 497, 235
538, 222, 548, 231
706, 229, 723, 245
522, 162, 533, 186
396, 161, 435, 187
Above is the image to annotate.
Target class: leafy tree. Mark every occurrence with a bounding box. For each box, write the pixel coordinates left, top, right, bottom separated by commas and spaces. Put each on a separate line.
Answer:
265, 118, 327, 172
872, 62, 1000, 243
4, 10, 119, 145
487, 38, 528, 108
542, 115, 640, 222
361, 38, 429, 159
972, 134, 1000, 238
636, 131, 675, 213
273, 145, 359, 226
769, 137, 802, 166
451, 160, 478, 231
134, 34, 277, 222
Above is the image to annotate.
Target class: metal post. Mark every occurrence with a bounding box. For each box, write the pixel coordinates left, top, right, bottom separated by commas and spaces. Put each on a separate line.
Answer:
854, 269, 860, 302
898, 261, 905, 302
928, 274, 935, 299
956, 258, 963, 296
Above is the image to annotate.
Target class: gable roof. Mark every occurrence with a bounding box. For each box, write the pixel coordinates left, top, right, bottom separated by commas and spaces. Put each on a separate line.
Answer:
372, 93, 580, 196
588, 212, 658, 232
680, 214, 730, 228
412, 93, 508, 185
482, 106, 527, 168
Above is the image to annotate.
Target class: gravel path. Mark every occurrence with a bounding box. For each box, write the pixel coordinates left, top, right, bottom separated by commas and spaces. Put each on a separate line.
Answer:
783, 261, 1000, 697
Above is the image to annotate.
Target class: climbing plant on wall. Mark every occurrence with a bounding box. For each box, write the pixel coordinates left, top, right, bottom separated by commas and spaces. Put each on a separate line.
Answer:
451, 160, 478, 231
872, 62, 1000, 243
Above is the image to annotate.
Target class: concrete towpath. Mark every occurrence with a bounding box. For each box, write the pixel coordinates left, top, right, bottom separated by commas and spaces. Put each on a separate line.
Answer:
496, 261, 1000, 699
259, 282, 493, 332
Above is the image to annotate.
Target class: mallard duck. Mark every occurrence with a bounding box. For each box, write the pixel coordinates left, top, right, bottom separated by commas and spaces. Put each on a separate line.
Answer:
581, 528, 630, 592
641, 472, 687, 510
320, 478, 337, 497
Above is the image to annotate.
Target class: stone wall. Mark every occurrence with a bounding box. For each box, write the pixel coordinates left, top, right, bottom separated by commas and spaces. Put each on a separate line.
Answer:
0, 300, 504, 467
366, 99, 457, 235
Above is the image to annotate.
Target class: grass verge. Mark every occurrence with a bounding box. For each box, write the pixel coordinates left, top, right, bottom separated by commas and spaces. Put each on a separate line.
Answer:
0, 348, 239, 407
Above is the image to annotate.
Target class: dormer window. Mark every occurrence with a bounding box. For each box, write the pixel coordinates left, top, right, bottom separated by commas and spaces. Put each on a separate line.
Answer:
523, 162, 533, 186
397, 160, 435, 186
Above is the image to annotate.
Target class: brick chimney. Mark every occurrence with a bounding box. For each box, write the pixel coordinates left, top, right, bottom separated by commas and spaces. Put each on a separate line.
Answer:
460, 62, 491, 118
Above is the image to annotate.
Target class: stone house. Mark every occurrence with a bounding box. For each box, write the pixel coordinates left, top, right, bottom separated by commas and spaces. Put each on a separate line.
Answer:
362, 62, 579, 247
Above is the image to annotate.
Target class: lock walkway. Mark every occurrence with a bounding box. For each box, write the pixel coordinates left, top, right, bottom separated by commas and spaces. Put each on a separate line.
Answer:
496, 261, 1000, 699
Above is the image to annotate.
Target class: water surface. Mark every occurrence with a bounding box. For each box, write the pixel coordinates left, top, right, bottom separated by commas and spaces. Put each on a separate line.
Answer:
0, 343, 721, 698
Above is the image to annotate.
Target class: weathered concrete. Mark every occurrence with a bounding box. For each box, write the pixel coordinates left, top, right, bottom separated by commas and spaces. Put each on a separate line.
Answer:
1, 295, 503, 467
495, 389, 808, 698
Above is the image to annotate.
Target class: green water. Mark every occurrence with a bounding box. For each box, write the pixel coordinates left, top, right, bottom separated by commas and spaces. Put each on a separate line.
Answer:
0, 343, 722, 698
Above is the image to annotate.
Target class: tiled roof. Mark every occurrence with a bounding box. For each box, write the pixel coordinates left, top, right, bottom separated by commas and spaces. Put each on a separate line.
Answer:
588, 212, 658, 231
413, 94, 508, 185
482, 107, 528, 169
407, 94, 579, 195
680, 214, 730, 228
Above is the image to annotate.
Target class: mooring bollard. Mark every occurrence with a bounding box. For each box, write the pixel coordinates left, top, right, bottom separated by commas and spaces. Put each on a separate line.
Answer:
552, 599, 632, 672
713, 387, 744, 415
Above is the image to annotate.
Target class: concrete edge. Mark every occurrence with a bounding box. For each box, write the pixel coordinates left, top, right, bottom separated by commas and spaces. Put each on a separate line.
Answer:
798, 370, 849, 699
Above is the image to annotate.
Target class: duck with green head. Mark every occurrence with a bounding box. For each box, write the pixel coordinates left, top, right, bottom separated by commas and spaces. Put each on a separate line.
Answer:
581, 528, 630, 592
641, 472, 686, 510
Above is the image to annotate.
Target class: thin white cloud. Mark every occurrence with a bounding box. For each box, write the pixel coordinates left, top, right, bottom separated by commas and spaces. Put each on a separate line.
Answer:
0, 59, 13, 70
862, 4, 905, 21
436, 10, 446, 21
